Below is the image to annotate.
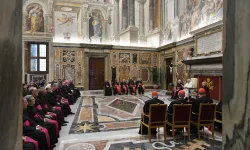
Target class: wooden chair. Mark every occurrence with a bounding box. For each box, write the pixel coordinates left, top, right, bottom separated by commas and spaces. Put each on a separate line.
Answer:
191, 103, 216, 140
140, 104, 168, 142
166, 104, 192, 140
214, 111, 222, 124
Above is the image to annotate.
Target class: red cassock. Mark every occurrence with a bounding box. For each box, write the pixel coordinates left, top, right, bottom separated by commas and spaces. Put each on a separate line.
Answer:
116, 84, 121, 94
123, 85, 127, 93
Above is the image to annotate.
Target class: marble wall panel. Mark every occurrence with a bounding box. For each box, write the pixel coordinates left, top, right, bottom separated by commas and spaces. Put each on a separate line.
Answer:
53, 47, 84, 87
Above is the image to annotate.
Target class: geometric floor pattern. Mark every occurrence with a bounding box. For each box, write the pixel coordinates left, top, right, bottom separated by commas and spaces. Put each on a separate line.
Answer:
56, 90, 222, 150
63, 135, 222, 150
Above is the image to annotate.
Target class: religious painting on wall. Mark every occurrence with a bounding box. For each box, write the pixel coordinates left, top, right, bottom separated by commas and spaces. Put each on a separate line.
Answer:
54, 11, 78, 42
62, 50, 75, 62
152, 53, 158, 65
132, 53, 137, 64
131, 66, 138, 81
25, 3, 44, 33
111, 52, 117, 65
140, 67, 149, 82
77, 64, 82, 85
119, 53, 130, 64
89, 9, 104, 40
62, 65, 75, 83
139, 53, 151, 64
55, 64, 60, 79
119, 65, 130, 81
189, 0, 223, 30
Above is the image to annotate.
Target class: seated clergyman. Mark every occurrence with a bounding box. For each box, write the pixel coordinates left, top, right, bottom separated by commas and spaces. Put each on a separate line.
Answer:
138, 91, 164, 135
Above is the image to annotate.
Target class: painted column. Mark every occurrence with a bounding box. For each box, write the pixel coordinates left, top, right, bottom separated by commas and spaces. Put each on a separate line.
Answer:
0, 0, 22, 149
149, 0, 155, 31
137, 0, 146, 36
102, 20, 108, 43
223, 0, 250, 149
155, 0, 161, 29
122, 0, 128, 30
114, 0, 120, 35
129, 0, 135, 26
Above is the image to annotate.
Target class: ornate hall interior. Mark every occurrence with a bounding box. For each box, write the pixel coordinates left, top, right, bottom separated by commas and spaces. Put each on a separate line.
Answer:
1, 0, 250, 150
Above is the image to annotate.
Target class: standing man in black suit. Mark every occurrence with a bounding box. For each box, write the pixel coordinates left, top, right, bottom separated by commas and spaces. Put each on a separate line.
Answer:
138, 91, 164, 135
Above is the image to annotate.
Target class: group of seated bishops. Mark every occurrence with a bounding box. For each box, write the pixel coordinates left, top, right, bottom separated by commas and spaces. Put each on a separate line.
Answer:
172, 79, 210, 99
139, 87, 221, 135
22, 79, 81, 150
103, 78, 146, 96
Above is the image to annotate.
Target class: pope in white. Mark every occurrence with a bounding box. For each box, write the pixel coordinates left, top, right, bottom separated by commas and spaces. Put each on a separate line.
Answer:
184, 79, 193, 98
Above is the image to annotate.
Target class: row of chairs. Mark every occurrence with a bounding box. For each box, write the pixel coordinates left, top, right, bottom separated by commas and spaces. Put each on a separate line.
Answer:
140, 103, 216, 142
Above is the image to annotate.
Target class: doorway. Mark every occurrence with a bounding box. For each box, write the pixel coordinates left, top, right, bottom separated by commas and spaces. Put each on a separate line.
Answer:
89, 58, 105, 90
165, 58, 173, 89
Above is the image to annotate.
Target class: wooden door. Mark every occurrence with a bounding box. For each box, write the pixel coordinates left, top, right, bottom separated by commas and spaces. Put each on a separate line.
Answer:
89, 58, 105, 90
166, 58, 173, 89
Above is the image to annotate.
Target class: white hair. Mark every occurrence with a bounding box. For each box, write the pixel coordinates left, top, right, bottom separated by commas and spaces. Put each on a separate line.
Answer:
45, 84, 51, 90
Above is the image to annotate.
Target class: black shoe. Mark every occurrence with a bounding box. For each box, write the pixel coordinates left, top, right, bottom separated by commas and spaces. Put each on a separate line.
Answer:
69, 112, 75, 115
61, 123, 67, 126
63, 120, 69, 123
50, 145, 56, 148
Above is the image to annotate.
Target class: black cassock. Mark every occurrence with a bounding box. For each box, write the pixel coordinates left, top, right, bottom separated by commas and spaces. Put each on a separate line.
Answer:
136, 80, 144, 94
46, 92, 71, 117
36, 94, 64, 128
23, 111, 49, 150
138, 98, 164, 135
26, 106, 58, 145
104, 82, 112, 96
23, 142, 35, 150
128, 80, 136, 95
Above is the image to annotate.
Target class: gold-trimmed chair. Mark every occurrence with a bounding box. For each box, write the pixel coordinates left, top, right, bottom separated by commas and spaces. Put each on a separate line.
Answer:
191, 103, 216, 140
140, 104, 168, 142
215, 111, 222, 124
166, 104, 192, 140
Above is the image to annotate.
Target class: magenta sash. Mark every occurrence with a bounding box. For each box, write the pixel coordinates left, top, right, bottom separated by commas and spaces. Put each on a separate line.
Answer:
50, 113, 58, 122
42, 128, 50, 148
46, 119, 59, 136
23, 120, 30, 126
44, 104, 48, 109
142, 85, 146, 92
34, 113, 42, 119
26, 136, 38, 150
53, 106, 63, 117
36, 105, 42, 111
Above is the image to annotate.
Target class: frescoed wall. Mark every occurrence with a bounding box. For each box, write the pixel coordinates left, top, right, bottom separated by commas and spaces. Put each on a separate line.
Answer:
54, 11, 78, 42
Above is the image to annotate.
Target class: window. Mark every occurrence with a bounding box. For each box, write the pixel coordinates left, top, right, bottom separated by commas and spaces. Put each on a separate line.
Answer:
28, 43, 48, 73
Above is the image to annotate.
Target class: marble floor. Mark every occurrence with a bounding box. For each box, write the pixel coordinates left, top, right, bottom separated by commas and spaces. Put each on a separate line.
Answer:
55, 90, 222, 150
